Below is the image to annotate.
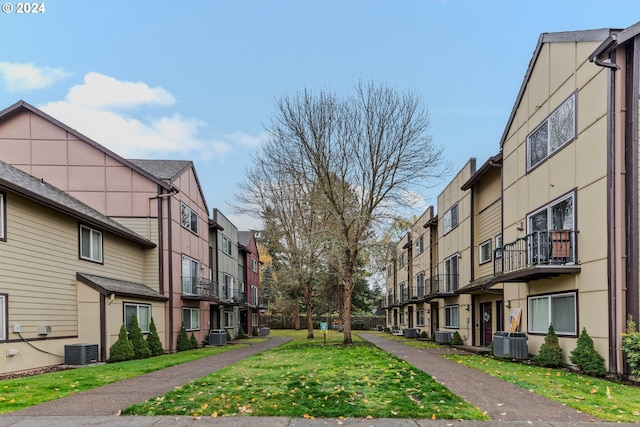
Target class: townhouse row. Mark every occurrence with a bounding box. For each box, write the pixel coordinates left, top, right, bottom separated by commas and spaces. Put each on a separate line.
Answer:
0, 101, 264, 375
385, 21, 640, 375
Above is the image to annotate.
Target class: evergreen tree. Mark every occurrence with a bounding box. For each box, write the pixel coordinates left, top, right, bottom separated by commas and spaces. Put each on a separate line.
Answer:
450, 331, 464, 345
190, 332, 199, 349
108, 324, 134, 363
536, 324, 564, 368
128, 312, 151, 359
569, 327, 606, 376
177, 323, 191, 352
146, 317, 164, 356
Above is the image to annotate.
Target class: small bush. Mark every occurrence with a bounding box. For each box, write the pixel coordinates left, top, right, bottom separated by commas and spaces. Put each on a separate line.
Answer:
176, 323, 191, 352
190, 332, 199, 349
237, 328, 247, 339
128, 313, 151, 359
450, 331, 464, 345
252, 327, 259, 336
226, 329, 232, 341
146, 317, 164, 356
108, 324, 134, 363
420, 331, 429, 339
621, 316, 640, 377
351, 319, 368, 330
535, 324, 564, 368
430, 332, 436, 341
569, 327, 606, 376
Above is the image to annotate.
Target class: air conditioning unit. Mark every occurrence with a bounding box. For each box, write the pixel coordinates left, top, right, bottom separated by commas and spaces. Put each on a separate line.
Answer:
64, 344, 99, 365
435, 331, 453, 344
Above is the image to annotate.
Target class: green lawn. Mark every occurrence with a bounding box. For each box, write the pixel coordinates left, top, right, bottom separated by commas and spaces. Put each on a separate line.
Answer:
123, 330, 488, 420
0, 343, 247, 414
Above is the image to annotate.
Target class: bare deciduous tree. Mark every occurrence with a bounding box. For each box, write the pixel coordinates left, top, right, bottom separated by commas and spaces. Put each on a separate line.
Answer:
238, 81, 445, 343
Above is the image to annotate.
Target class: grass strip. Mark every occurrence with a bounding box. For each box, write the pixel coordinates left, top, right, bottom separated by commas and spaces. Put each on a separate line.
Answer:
123, 330, 488, 420
447, 354, 640, 423
0, 343, 247, 413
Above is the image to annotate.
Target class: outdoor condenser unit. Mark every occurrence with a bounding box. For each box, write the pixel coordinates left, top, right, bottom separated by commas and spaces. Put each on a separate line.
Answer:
434, 331, 453, 344
64, 343, 99, 365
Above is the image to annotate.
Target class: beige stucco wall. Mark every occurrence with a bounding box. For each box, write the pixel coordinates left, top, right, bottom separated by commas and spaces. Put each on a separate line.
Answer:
500, 39, 610, 364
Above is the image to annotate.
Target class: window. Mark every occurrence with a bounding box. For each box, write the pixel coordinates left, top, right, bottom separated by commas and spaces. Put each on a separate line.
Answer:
416, 309, 425, 326
180, 203, 199, 234
251, 258, 258, 272
399, 311, 405, 325
387, 264, 393, 278
0, 193, 5, 240
224, 311, 234, 328
125, 303, 151, 333
495, 234, 503, 258
387, 311, 392, 324
415, 272, 425, 298
479, 239, 492, 264
252, 313, 259, 327
443, 204, 459, 234
0, 294, 6, 340
182, 307, 200, 331
445, 305, 459, 328
80, 225, 103, 262
222, 236, 232, 256
527, 93, 576, 170
398, 253, 405, 269
443, 254, 459, 292
181, 255, 199, 294
527, 192, 575, 263
415, 236, 424, 255
528, 292, 577, 335
223, 274, 233, 300
399, 282, 406, 302
251, 286, 258, 304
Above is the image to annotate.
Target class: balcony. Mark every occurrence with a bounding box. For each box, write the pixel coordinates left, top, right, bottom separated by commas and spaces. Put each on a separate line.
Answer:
492, 230, 580, 283
425, 274, 459, 299
221, 287, 247, 305
399, 287, 410, 304
182, 277, 219, 300
407, 284, 426, 302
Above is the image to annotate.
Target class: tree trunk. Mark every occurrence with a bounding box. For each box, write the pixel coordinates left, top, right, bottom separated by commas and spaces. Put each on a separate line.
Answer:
304, 287, 314, 339
342, 277, 354, 343
294, 288, 301, 330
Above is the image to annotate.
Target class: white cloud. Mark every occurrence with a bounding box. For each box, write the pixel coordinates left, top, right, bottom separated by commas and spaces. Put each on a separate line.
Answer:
0, 62, 69, 91
224, 131, 267, 148
66, 72, 175, 108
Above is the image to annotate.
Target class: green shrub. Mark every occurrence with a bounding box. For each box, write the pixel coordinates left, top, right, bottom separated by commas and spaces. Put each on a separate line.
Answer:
237, 327, 247, 339
108, 324, 134, 363
190, 332, 199, 349
252, 327, 259, 336
535, 324, 564, 368
621, 316, 640, 377
420, 331, 429, 339
146, 317, 164, 356
450, 331, 464, 345
226, 329, 232, 341
176, 323, 191, 352
430, 332, 436, 342
351, 319, 368, 330
569, 327, 606, 376
128, 313, 151, 359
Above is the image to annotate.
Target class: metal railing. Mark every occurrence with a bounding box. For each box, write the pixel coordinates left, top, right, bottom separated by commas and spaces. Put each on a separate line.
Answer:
494, 229, 577, 275
410, 284, 425, 300
426, 274, 459, 295
181, 276, 219, 299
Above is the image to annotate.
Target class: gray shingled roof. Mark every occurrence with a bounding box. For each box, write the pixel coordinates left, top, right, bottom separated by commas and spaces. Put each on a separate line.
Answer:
238, 231, 254, 249
128, 159, 192, 181
77, 273, 167, 301
0, 160, 155, 248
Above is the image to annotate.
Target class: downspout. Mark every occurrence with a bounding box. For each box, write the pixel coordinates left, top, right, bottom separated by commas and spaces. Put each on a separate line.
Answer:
99, 294, 106, 361
167, 189, 174, 352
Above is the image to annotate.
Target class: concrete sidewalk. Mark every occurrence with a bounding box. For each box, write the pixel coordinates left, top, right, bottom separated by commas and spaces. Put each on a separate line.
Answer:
0, 334, 636, 427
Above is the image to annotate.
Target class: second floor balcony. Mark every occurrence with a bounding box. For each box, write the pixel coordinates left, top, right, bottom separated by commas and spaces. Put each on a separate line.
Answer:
493, 229, 580, 282
182, 276, 219, 300
425, 274, 459, 299
221, 286, 247, 305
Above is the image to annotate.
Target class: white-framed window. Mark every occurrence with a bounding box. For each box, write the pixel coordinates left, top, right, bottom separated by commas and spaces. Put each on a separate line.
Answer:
415, 272, 425, 298
181, 255, 199, 294
182, 307, 200, 331
387, 311, 392, 324
527, 92, 576, 170
527, 192, 575, 263
0, 192, 5, 240
528, 292, 577, 336
443, 254, 459, 292
224, 311, 234, 328
416, 309, 425, 326
223, 274, 233, 300
80, 224, 103, 263
252, 313, 259, 327
415, 236, 424, 255
0, 294, 6, 341
479, 239, 492, 264
222, 236, 232, 256
124, 303, 151, 333
251, 286, 258, 304
251, 258, 258, 272
443, 204, 459, 234
399, 282, 405, 302
398, 253, 405, 269
399, 311, 405, 325
180, 202, 199, 234
445, 305, 459, 328
495, 234, 503, 258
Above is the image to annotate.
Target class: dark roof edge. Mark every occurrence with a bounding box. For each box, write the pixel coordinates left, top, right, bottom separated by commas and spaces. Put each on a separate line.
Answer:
461, 152, 503, 191
76, 273, 168, 301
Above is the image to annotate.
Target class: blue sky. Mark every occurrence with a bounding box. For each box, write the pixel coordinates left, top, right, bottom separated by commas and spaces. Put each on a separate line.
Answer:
1, 1, 638, 230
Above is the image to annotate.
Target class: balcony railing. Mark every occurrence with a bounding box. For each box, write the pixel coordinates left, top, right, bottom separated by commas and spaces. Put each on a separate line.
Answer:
425, 274, 459, 297
182, 276, 219, 300
221, 287, 247, 304
399, 287, 409, 303
409, 284, 425, 300
493, 230, 579, 282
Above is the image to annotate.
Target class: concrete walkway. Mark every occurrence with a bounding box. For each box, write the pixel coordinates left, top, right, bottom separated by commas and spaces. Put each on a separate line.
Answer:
1, 334, 636, 427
